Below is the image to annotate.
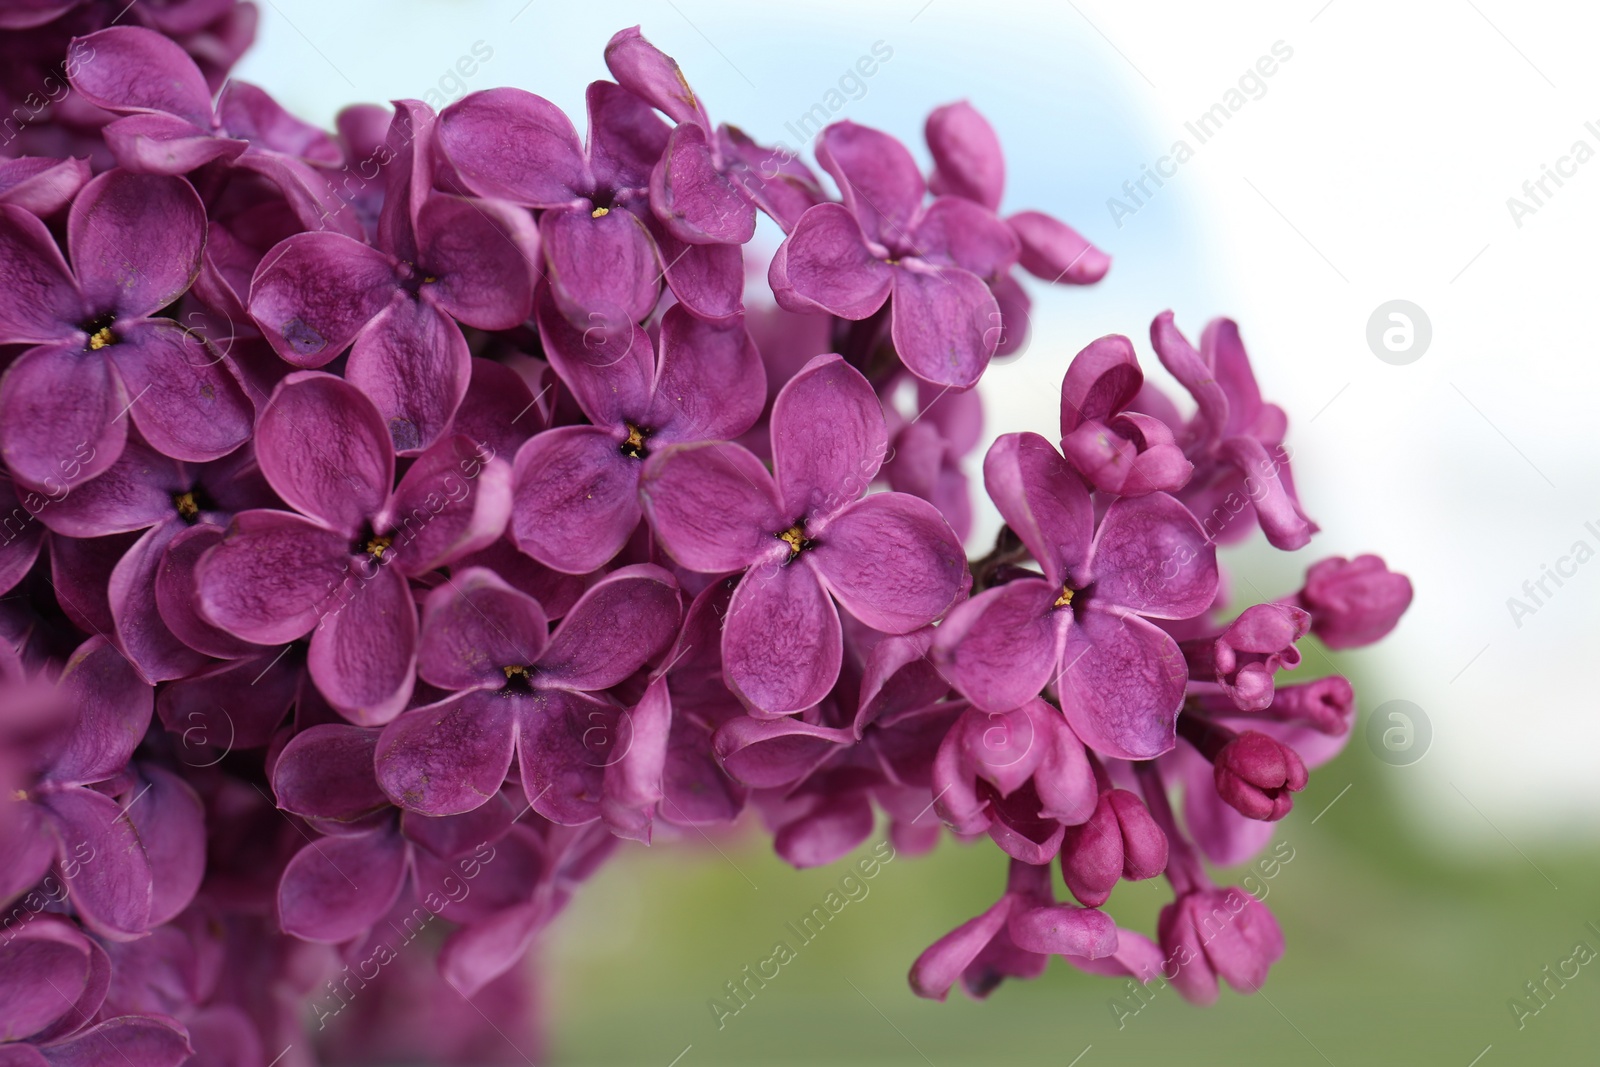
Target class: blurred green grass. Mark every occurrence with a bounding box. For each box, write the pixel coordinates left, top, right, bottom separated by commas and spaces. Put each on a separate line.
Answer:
542, 715, 1600, 1066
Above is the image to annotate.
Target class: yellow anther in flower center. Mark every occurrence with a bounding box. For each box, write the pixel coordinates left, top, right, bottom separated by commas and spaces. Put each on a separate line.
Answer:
1054, 585, 1075, 609
778, 525, 808, 556
87, 326, 115, 350
11, 788, 27, 802
502, 665, 530, 680
620, 422, 649, 459
173, 492, 199, 521
421, 275, 438, 284
592, 206, 610, 218
365, 536, 392, 559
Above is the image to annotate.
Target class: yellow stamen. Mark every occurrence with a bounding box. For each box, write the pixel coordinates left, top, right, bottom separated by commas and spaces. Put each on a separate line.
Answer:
11, 788, 27, 802
778, 525, 807, 556
173, 491, 199, 521
502, 664, 530, 680
1054, 585, 1075, 609
365, 536, 393, 559
591, 206, 610, 218
87, 326, 115, 350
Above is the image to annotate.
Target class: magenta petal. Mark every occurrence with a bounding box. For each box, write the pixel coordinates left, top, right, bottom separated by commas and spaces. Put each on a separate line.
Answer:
44, 787, 153, 940
982, 432, 1094, 587
652, 225, 744, 320
216, 80, 342, 162
306, 562, 417, 725
29, 439, 179, 538
109, 523, 208, 683
124, 765, 204, 924
109, 320, 252, 464
101, 113, 244, 176
722, 562, 841, 716
195, 509, 349, 645
346, 297, 471, 454
49, 635, 153, 786
156, 653, 294, 755
1150, 311, 1228, 443
908, 895, 1012, 1002
649, 305, 765, 442
912, 197, 1020, 278
517, 688, 615, 824
651, 122, 756, 245
438, 87, 588, 207
926, 101, 1005, 211
713, 715, 851, 789
770, 353, 888, 519
68, 171, 203, 320
1030, 702, 1098, 825
255, 371, 393, 535
416, 566, 548, 690
1008, 904, 1117, 958
932, 579, 1063, 714
809, 493, 964, 634
69, 26, 214, 126
774, 793, 875, 868
509, 426, 641, 575
36, 1016, 193, 1067
540, 206, 660, 329
1009, 210, 1110, 284
1057, 610, 1184, 760
815, 120, 925, 245
417, 195, 537, 330
0, 345, 126, 491
639, 441, 783, 574
539, 564, 679, 691
533, 287, 653, 427
0, 205, 81, 344
604, 27, 709, 127
1059, 333, 1142, 433
0, 923, 91, 1041
889, 262, 999, 389
154, 525, 265, 660
277, 826, 407, 943
438, 903, 543, 999
586, 80, 671, 192
0, 479, 44, 593
248, 232, 395, 366
1216, 436, 1315, 551
601, 676, 671, 842
383, 435, 511, 575
271, 723, 387, 823
769, 203, 891, 319
376, 692, 518, 817
1089, 493, 1217, 619
0, 157, 90, 217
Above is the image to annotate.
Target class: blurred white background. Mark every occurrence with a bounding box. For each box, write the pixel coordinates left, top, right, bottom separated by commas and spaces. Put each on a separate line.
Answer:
236, 0, 1600, 845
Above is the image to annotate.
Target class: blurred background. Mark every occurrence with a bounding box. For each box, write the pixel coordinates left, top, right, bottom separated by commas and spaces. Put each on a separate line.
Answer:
237, 1, 1600, 1063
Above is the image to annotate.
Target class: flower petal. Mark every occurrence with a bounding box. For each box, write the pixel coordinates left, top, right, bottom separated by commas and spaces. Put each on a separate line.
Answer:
48, 635, 153, 786
438, 87, 589, 207
768, 202, 891, 319
101, 113, 244, 176
538, 563, 679, 691
771, 353, 887, 520
110, 320, 253, 464
508, 426, 641, 575
1088, 492, 1217, 619
532, 286, 653, 428
651, 222, 744, 320
306, 562, 417, 725
69, 26, 214, 126
36, 1015, 193, 1067
912, 197, 1020, 278
276, 826, 407, 943
109, 522, 208, 682
926, 101, 1005, 211
152, 524, 265, 660
651, 122, 755, 245
1008, 210, 1109, 284
417, 195, 538, 330
195, 509, 348, 645
539, 206, 660, 329
122, 765, 205, 924
0, 345, 126, 491
809, 493, 965, 634
981, 432, 1093, 587
27, 438, 178, 538
0, 204, 81, 345
346, 297, 471, 454
517, 688, 617, 824
68, 171, 204, 320
815, 120, 925, 246
1057, 610, 1184, 760
638, 440, 783, 573
722, 561, 841, 716
376, 691, 518, 817
247, 232, 395, 366
43, 787, 153, 940
384, 434, 511, 575
931, 578, 1063, 714
255, 371, 392, 535
271, 723, 388, 823
0, 156, 90, 217
604, 26, 710, 127
889, 262, 999, 389
649, 304, 765, 442
0, 923, 91, 1041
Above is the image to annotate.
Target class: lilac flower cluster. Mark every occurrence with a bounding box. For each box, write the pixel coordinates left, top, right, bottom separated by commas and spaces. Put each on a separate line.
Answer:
0, 7, 1415, 1062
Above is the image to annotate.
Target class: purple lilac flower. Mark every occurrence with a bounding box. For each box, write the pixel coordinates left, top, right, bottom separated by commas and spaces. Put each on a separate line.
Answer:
194, 371, 511, 723
1058, 333, 1191, 495
769, 120, 1021, 388
0, 169, 252, 489
933, 432, 1217, 759
640, 353, 967, 714
1290, 554, 1414, 648
510, 293, 763, 573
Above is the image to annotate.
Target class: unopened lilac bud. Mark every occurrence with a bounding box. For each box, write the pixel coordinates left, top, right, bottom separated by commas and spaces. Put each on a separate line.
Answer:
1295, 554, 1413, 650
1106, 788, 1167, 880
1213, 731, 1308, 821
1060, 788, 1167, 907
